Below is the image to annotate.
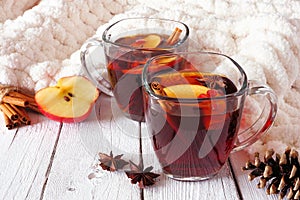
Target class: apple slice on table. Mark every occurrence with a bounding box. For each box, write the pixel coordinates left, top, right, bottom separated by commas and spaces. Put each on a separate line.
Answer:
35, 76, 100, 123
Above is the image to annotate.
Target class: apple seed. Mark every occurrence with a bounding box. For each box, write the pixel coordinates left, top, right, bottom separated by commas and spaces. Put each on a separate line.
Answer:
68, 92, 74, 97
64, 96, 71, 102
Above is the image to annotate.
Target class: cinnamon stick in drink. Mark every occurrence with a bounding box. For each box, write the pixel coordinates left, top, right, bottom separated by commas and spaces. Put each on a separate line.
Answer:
167, 27, 182, 45
150, 81, 173, 111
151, 82, 167, 96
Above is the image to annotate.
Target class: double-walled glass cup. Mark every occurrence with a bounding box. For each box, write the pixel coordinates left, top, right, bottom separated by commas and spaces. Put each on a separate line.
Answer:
81, 18, 189, 122
142, 52, 277, 181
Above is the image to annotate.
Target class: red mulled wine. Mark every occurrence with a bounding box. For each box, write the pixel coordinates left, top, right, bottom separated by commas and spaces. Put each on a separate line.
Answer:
146, 71, 242, 179
107, 33, 175, 121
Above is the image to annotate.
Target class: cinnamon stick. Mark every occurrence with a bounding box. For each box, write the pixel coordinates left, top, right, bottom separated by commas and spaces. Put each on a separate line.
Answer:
10, 104, 30, 124
21, 106, 31, 125
8, 91, 36, 103
3, 103, 19, 119
151, 81, 167, 96
0, 103, 18, 121
2, 112, 13, 130
150, 81, 173, 111
28, 101, 38, 108
0, 90, 37, 129
2, 95, 29, 107
167, 27, 182, 45
26, 104, 41, 113
12, 119, 21, 128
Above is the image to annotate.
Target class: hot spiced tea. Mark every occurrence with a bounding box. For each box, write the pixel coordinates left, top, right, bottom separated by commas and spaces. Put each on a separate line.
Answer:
81, 18, 189, 122
142, 52, 277, 181
107, 32, 182, 121
146, 68, 242, 179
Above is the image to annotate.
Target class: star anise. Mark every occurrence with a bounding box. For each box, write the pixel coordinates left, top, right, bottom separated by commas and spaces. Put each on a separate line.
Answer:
125, 160, 160, 188
196, 74, 226, 89
99, 151, 129, 172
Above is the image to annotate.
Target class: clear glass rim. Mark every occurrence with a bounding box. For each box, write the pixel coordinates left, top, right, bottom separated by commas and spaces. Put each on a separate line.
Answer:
142, 51, 248, 103
102, 17, 190, 51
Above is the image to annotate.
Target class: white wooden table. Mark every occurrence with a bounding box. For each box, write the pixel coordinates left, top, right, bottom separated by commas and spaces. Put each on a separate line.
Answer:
0, 93, 279, 200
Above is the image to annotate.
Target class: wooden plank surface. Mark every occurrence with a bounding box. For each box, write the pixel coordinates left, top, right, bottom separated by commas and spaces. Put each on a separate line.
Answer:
230, 150, 278, 200
41, 94, 142, 200
0, 113, 61, 200
0, 93, 276, 200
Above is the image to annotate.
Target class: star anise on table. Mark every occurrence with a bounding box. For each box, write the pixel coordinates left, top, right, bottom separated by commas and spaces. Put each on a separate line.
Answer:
98, 151, 129, 172
125, 160, 160, 188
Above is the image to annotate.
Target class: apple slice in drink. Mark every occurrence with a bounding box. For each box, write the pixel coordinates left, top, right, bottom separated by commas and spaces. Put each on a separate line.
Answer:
122, 55, 182, 75
131, 34, 162, 48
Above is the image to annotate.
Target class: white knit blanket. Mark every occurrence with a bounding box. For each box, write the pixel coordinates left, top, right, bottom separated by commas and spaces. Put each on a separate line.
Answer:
1, 0, 300, 154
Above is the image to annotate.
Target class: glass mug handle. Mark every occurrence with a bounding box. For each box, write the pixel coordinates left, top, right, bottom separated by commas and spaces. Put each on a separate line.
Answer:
80, 36, 113, 96
233, 80, 278, 152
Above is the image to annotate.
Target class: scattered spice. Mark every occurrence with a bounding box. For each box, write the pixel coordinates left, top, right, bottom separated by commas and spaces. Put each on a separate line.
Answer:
242, 147, 300, 199
97, 151, 160, 188
125, 160, 160, 188
99, 151, 129, 172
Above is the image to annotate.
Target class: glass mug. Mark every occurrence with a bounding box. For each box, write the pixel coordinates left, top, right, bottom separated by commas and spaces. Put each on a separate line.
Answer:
142, 51, 277, 181
80, 18, 189, 122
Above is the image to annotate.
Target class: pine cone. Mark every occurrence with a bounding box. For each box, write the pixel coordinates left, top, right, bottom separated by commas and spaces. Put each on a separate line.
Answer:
242, 147, 300, 200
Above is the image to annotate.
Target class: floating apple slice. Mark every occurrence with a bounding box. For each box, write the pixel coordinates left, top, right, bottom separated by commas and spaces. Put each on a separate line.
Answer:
35, 76, 100, 123
163, 84, 210, 98
131, 34, 161, 48
122, 55, 182, 75
145, 55, 183, 74
153, 55, 178, 65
